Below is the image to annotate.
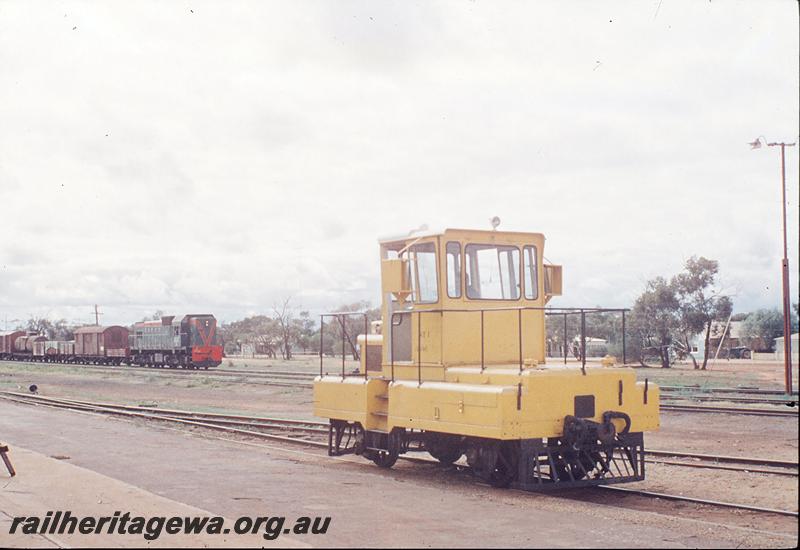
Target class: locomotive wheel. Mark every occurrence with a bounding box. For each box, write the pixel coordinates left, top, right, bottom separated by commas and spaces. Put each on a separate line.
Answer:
368, 449, 398, 468
425, 433, 463, 464
367, 428, 402, 469
468, 440, 518, 488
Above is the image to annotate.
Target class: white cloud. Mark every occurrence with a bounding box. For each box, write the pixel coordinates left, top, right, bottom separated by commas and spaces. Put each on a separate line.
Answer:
0, 0, 797, 327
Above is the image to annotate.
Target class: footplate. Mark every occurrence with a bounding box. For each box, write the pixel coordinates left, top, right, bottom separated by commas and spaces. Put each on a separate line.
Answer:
327, 420, 364, 457
514, 432, 645, 491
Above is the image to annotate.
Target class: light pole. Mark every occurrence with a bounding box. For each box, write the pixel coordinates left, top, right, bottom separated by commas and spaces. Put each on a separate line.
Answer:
750, 136, 796, 394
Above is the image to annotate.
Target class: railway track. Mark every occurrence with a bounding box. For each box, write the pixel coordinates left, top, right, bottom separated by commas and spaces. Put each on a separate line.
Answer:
7, 359, 799, 398
645, 450, 797, 477
661, 393, 797, 406
0, 360, 315, 388
1, 391, 796, 519
4, 360, 798, 415
660, 385, 799, 396
6, 360, 798, 400
660, 403, 798, 417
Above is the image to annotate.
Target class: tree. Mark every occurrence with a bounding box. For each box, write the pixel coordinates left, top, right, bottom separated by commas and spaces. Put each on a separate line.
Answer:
273, 297, 297, 360
628, 257, 734, 369
629, 277, 679, 368
322, 301, 381, 360
51, 319, 75, 340
293, 311, 316, 353
142, 310, 165, 322
219, 315, 280, 357
24, 317, 74, 340
741, 308, 799, 352
545, 308, 625, 360
310, 330, 336, 357
672, 257, 732, 370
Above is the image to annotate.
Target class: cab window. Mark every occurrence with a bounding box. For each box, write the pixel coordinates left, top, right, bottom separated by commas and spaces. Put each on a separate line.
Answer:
523, 245, 539, 299
446, 242, 461, 298
408, 242, 438, 303
465, 244, 520, 300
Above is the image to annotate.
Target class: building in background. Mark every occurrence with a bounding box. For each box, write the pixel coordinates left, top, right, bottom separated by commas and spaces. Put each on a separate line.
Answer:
774, 333, 799, 361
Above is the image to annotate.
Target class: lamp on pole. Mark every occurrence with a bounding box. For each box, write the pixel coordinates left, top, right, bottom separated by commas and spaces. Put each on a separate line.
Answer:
750, 136, 796, 395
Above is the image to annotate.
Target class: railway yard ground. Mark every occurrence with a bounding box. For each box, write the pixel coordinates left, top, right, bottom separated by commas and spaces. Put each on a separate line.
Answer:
0, 357, 797, 548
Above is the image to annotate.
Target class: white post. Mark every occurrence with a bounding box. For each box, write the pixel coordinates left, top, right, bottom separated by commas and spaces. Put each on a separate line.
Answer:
710, 312, 733, 369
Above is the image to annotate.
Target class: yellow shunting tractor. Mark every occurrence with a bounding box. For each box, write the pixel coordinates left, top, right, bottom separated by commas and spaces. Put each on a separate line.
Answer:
314, 227, 659, 489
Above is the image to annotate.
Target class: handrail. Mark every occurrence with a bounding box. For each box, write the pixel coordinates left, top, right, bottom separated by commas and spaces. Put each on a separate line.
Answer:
390, 305, 628, 314
387, 305, 630, 382
320, 306, 629, 383
318, 311, 371, 381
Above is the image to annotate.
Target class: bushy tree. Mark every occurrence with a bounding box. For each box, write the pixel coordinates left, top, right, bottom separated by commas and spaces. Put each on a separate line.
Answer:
216, 298, 381, 361
627, 256, 733, 369
294, 311, 316, 353
741, 308, 799, 352
24, 317, 74, 340
310, 330, 336, 357
629, 277, 679, 368
545, 308, 626, 360
219, 315, 280, 357
318, 300, 381, 360
142, 310, 165, 322
672, 257, 732, 369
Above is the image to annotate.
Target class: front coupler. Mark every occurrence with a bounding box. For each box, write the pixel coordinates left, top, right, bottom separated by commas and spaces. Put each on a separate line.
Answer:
514, 412, 645, 491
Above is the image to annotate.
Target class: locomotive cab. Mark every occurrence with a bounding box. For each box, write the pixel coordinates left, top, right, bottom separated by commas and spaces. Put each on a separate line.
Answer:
314, 228, 659, 489
182, 314, 223, 369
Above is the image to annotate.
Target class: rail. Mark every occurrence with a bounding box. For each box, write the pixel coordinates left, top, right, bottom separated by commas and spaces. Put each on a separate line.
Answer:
318, 311, 370, 380
317, 307, 629, 385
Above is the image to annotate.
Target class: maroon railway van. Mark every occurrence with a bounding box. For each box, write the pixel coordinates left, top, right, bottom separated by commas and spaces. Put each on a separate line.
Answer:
73, 325, 130, 365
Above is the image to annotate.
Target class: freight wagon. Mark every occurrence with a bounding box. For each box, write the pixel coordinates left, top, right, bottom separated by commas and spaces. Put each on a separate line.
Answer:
0, 330, 25, 359
73, 325, 129, 364
14, 334, 46, 356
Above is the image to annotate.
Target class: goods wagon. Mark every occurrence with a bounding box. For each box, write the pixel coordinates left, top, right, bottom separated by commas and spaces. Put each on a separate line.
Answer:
33, 340, 60, 358
26, 340, 75, 363
59, 340, 75, 356
14, 334, 46, 354
0, 330, 25, 358
73, 325, 129, 364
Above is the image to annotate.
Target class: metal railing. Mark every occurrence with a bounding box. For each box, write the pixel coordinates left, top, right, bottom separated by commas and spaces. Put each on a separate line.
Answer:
318, 311, 370, 380
389, 306, 629, 384
317, 307, 629, 386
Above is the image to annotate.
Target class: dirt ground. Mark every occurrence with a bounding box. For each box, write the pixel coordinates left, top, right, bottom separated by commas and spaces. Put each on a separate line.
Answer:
223, 355, 799, 391
627, 358, 799, 391
0, 402, 796, 548
0, 360, 316, 419
0, 359, 797, 547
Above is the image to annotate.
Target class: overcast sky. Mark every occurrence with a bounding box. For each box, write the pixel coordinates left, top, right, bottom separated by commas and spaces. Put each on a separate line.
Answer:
1, 0, 798, 328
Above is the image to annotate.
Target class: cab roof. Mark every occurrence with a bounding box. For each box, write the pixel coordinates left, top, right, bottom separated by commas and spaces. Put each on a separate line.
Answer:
378, 227, 545, 246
